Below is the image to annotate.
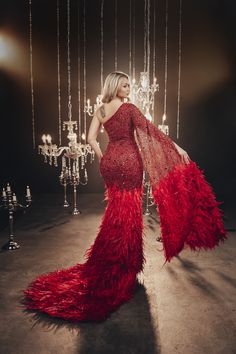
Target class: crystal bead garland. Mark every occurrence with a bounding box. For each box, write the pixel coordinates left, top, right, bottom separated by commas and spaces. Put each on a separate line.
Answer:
176, 0, 182, 140
38, 0, 95, 215
158, 0, 169, 135
84, 0, 104, 135
29, 0, 36, 149
56, 0, 62, 146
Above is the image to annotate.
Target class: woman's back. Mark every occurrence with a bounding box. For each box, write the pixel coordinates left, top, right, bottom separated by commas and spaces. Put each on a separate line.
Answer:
99, 102, 143, 190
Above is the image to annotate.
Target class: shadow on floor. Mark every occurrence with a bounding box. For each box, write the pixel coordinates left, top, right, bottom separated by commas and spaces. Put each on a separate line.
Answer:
21, 283, 160, 354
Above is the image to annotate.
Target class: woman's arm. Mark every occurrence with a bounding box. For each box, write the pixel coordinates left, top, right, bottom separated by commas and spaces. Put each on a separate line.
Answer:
172, 141, 190, 164
87, 111, 103, 163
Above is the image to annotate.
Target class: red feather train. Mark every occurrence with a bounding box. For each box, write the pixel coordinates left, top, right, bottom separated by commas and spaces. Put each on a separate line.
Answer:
23, 185, 144, 322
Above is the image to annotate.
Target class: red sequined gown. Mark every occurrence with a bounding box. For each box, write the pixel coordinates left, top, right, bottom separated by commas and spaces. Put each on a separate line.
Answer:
23, 102, 227, 322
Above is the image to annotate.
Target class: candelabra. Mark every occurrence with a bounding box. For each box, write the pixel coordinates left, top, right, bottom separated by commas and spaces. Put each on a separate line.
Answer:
38, 120, 95, 167
38, 116, 95, 215
0, 183, 32, 250
84, 95, 105, 133
131, 72, 159, 122
84, 95, 102, 117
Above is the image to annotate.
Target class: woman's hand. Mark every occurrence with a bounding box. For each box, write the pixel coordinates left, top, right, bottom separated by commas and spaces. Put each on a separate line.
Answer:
98, 154, 103, 164
176, 146, 190, 164
98, 155, 103, 177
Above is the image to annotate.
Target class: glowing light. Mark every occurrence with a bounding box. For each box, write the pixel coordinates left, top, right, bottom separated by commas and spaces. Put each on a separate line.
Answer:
0, 35, 12, 60
0, 31, 27, 78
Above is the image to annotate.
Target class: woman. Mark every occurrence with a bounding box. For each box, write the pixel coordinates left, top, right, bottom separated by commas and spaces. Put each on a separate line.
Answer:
23, 71, 227, 322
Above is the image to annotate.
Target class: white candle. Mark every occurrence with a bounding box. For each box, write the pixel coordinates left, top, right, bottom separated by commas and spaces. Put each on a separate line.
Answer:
87, 98, 90, 107
46, 134, 52, 144
26, 186, 31, 197
42, 134, 47, 144
2, 188, 6, 197
6, 183, 11, 192
162, 113, 166, 124
12, 194, 17, 202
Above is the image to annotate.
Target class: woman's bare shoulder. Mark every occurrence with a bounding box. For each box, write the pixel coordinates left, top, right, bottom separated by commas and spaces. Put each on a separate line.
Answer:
94, 104, 104, 122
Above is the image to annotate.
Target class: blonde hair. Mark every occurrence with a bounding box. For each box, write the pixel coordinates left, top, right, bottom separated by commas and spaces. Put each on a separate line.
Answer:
101, 71, 130, 103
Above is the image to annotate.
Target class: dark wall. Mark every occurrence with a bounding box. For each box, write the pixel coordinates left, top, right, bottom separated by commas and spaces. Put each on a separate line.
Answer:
0, 0, 235, 205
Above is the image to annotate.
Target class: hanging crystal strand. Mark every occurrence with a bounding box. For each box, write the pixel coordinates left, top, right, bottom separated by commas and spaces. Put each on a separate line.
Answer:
144, 0, 147, 72
143, 0, 154, 217
156, 0, 169, 241
176, 0, 182, 139
132, 0, 136, 80
101, 0, 104, 92
147, 0, 150, 79
163, 0, 168, 119
99, 0, 105, 133
114, 0, 118, 71
77, 0, 82, 142
129, 0, 132, 78
83, 0, 87, 143
29, 0, 36, 149
57, 0, 62, 145
152, 0, 157, 116
67, 0, 72, 122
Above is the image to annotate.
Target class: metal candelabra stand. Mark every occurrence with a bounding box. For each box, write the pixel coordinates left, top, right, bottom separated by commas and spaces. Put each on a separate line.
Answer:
0, 183, 32, 250
143, 172, 155, 216
59, 154, 89, 215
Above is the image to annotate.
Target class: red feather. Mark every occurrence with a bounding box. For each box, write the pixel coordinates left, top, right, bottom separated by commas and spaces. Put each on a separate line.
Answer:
23, 185, 144, 322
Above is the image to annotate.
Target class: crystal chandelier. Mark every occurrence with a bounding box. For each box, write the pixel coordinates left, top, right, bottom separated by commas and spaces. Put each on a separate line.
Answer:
131, 72, 159, 121
37, 0, 95, 215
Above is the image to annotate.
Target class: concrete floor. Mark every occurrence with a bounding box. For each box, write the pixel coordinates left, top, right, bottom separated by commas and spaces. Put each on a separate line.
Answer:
0, 193, 235, 354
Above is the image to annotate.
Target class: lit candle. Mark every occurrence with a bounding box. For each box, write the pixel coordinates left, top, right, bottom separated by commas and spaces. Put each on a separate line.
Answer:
162, 113, 166, 125
81, 133, 86, 141
12, 193, 17, 202
46, 134, 52, 144
6, 183, 11, 192
42, 134, 47, 144
87, 98, 90, 107
2, 188, 6, 197
26, 186, 31, 197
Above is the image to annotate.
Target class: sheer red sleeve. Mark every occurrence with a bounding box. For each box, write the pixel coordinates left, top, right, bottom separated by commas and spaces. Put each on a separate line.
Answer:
130, 103, 227, 263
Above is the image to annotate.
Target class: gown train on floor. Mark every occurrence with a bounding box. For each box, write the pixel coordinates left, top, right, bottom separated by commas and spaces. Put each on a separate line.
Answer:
23, 102, 227, 322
